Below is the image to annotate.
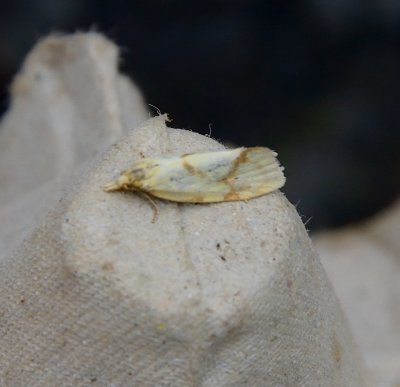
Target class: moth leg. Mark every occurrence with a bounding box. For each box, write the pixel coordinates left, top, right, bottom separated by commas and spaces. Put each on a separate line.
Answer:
139, 192, 159, 223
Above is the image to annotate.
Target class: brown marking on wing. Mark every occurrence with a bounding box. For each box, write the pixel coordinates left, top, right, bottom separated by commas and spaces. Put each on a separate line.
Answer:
223, 190, 241, 201
131, 167, 150, 178
222, 148, 251, 183
213, 149, 253, 199
182, 159, 207, 178
182, 159, 196, 174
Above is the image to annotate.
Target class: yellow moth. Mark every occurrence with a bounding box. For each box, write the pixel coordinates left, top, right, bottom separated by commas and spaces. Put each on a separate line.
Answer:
103, 147, 285, 220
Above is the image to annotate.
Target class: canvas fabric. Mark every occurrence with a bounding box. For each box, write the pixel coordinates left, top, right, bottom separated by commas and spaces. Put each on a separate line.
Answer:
0, 33, 368, 386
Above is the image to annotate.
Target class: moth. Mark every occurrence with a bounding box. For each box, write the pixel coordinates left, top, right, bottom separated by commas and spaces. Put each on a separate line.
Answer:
103, 147, 285, 221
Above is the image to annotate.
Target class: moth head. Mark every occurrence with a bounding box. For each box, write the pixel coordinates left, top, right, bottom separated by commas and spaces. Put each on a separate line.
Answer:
103, 170, 137, 192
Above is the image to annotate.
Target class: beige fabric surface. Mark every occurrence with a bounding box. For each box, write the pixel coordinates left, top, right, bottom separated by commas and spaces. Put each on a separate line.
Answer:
0, 33, 368, 386
0, 32, 148, 258
315, 199, 400, 387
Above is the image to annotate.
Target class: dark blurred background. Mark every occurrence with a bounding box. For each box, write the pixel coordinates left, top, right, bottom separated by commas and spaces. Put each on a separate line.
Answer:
0, 1, 399, 231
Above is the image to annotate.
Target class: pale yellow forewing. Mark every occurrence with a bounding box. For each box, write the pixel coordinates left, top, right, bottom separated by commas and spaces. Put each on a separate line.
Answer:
134, 147, 285, 203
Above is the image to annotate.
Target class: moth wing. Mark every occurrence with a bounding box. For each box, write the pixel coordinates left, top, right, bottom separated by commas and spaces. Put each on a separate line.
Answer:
138, 149, 238, 202
228, 147, 286, 197
143, 147, 285, 203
